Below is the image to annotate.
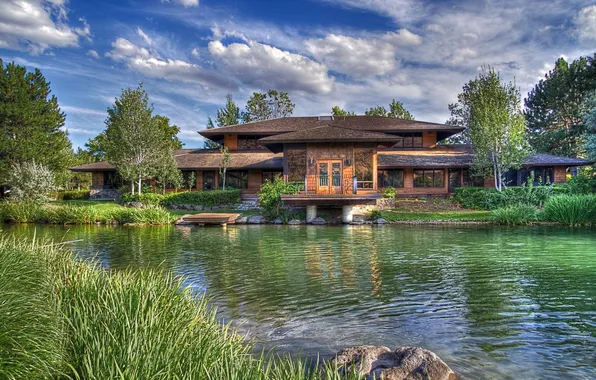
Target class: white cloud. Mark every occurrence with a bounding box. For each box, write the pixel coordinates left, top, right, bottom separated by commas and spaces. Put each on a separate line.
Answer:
191, 48, 200, 56
105, 37, 154, 61
136, 27, 152, 45
322, 0, 423, 23
0, 0, 90, 54
574, 5, 596, 42
382, 29, 423, 46
62, 105, 105, 116
161, 0, 199, 7
86, 49, 99, 59
208, 39, 334, 94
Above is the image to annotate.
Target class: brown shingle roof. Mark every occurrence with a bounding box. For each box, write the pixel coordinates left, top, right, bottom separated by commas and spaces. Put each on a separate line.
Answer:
261, 124, 401, 143
175, 151, 283, 170
70, 161, 116, 172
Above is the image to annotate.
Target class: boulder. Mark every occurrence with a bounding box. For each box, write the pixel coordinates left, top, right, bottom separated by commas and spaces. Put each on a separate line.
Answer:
211, 206, 220, 210
167, 204, 179, 210
236, 216, 248, 224
247, 215, 266, 224
272, 217, 283, 224
374, 218, 389, 224
353, 215, 366, 223
287, 219, 303, 225
310, 217, 326, 225
128, 201, 144, 209
192, 205, 204, 211
183, 204, 194, 210
329, 346, 457, 380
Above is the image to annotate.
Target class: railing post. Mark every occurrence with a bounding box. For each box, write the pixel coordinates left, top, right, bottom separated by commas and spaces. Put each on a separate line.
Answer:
304, 175, 308, 195
353, 176, 357, 194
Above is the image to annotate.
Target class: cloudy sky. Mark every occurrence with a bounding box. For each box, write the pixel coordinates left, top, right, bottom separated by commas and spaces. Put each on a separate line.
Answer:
1, 0, 595, 148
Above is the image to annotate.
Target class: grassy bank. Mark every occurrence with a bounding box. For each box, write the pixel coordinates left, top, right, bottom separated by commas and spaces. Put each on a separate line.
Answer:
379, 210, 492, 222
0, 238, 359, 379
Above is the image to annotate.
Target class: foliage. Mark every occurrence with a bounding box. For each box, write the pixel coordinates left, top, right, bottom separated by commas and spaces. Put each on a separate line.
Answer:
449, 66, 530, 191
56, 190, 90, 201
557, 174, 596, 194
203, 117, 220, 149
185, 171, 196, 191
0, 59, 72, 184
66, 147, 93, 190
583, 91, 596, 163
364, 99, 414, 120
454, 186, 553, 210
378, 210, 492, 222
369, 210, 383, 220
154, 152, 183, 194
0, 238, 363, 380
219, 146, 231, 190
154, 114, 183, 149
257, 177, 300, 217
202, 95, 241, 148
7, 161, 56, 202
543, 194, 596, 226
121, 192, 165, 206
491, 204, 539, 225
331, 106, 355, 116
0, 201, 45, 223
161, 190, 241, 207
243, 90, 295, 122
381, 186, 397, 198
85, 133, 108, 161
103, 84, 178, 195
525, 55, 596, 156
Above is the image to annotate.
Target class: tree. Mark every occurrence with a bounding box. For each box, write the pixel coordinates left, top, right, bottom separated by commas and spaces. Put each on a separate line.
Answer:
242, 90, 295, 122
154, 153, 182, 194
364, 105, 388, 117
219, 146, 230, 190
68, 147, 93, 190
202, 95, 241, 149
85, 133, 108, 161
104, 84, 177, 195
525, 55, 596, 156
257, 176, 300, 217
583, 91, 596, 163
7, 161, 56, 202
185, 171, 196, 191
449, 67, 530, 191
331, 106, 356, 116
0, 60, 72, 184
203, 117, 219, 149
364, 99, 414, 119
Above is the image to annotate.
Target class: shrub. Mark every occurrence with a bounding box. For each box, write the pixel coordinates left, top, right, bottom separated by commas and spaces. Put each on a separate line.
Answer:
257, 178, 300, 217
1, 201, 45, 223
7, 161, 56, 203
56, 190, 91, 201
121, 192, 165, 206
491, 204, 539, 225
162, 190, 241, 207
543, 194, 596, 226
455, 186, 553, 210
44, 205, 100, 224
381, 186, 397, 198
369, 209, 382, 220
555, 175, 596, 195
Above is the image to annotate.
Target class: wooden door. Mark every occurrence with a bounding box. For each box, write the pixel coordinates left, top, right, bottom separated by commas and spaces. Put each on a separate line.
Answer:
317, 160, 342, 194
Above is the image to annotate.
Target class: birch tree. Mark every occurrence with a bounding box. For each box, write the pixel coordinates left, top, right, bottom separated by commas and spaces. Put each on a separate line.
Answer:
104, 84, 174, 194
219, 146, 230, 190
449, 67, 530, 191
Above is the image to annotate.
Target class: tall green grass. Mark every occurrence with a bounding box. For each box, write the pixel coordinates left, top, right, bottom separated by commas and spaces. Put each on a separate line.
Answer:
543, 194, 596, 226
491, 204, 540, 225
0, 238, 362, 379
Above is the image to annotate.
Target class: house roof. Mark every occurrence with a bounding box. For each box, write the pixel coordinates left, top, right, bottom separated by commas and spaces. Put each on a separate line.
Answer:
199, 116, 464, 141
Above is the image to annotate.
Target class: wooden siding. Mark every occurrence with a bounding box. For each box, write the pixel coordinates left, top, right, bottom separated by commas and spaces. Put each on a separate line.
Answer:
195, 170, 203, 190
224, 135, 238, 150
554, 166, 566, 183
248, 170, 262, 193
422, 132, 437, 148
92, 172, 104, 189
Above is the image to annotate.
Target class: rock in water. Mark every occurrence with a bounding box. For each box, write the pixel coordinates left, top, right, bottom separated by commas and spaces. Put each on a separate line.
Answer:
247, 215, 266, 224
310, 217, 326, 225
329, 346, 457, 380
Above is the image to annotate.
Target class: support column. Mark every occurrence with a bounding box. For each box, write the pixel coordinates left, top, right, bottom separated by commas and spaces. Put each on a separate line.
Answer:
306, 205, 317, 223
342, 205, 354, 224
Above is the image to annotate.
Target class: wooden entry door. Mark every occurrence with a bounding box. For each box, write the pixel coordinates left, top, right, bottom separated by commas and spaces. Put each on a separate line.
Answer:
317, 160, 342, 194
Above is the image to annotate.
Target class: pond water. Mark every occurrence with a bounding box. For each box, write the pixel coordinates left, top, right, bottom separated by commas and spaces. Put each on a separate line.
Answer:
2, 224, 596, 379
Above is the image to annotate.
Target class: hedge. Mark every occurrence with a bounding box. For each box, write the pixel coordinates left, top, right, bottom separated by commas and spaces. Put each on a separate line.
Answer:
121, 190, 242, 207
55, 190, 90, 201
455, 186, 553, 210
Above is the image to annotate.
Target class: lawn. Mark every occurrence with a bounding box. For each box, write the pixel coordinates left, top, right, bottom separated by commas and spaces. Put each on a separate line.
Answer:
379, 210, 492, 222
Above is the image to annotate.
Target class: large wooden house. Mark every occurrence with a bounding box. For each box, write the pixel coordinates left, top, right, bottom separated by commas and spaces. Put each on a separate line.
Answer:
71, 116, 591, 220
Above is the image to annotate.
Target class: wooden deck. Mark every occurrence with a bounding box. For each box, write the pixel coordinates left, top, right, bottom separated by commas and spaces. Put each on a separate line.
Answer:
182, 213, 242, 225
281, 193, 380, 206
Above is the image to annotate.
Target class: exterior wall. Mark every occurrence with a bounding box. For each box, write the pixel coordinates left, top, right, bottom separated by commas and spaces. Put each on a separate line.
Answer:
224, 135, 238, 150
554, 166, 567, 183
92, 172, 104, 189
196, 170, 203, 190
247, 170, 262, 193
422, 132, 437, 148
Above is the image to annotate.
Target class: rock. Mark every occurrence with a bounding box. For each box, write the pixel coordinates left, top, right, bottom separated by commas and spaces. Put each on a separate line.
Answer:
310, 217, 326, 225
272, 217, 283, 224
329, 346, 457, 380
183, 204, 194, 210
192, 205, 204, 211
211, 206, 220, 210
174, 215, 193, 226
203, 206, 212, 211
353, 215, 366, 223
374, 218, 388, 224
128, 201, 144, 209
247, 215, 266, 224
236, 216, 248, 224
287, 219, 303, 225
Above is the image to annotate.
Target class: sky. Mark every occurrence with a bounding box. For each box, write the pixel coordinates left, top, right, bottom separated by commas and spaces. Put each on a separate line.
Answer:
1, 0, 595, 149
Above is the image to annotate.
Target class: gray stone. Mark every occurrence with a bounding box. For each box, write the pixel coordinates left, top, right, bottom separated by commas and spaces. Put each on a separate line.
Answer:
329, 346, 457, 380
192, 205, 204, 211
287, 219, 303, 225
375, 218, 389, 224
183, 204, 194, 210
128, 201, 144, 209
310, 217, 326, 225
272, 217, 283, 224
247, 215, 266, 224
236, 216, 248, 224
353, 215, 365, 223
211, 206, 220, 210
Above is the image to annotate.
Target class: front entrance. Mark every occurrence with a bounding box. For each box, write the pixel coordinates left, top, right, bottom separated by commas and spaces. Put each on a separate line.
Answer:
448, 168, 461, 193
317, 160, 342, 194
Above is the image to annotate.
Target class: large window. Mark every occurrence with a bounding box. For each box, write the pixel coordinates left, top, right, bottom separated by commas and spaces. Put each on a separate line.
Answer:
224, 171, 248, 189
262, 171, 282, 183
462, 169, 485, 187
378, 169, 404, 188
520, 167, 554, 185
355, 148, 374, 188
287, 148, 306, 182
413, 169, 444, 188
392, 133, 423, 148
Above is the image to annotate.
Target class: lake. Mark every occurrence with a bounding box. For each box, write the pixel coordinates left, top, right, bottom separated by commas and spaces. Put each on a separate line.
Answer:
2, 223, 596, 379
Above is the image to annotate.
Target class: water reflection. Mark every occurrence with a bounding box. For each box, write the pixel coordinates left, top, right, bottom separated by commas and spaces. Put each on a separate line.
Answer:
2, 224, 596, 379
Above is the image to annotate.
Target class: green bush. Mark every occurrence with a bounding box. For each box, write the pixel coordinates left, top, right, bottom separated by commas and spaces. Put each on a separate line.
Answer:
257, 178, 300, 217
45, 205, 100, 224
121, 192, 165, 205
543, 194, 596, 226
369, 210, 382, 220
381, 186, 397, 198
162, 190, 241, 207
554, 175, 596, 195
455, 186, 553, 210
491, 204, 539, 225
0, 201, 45, 223
0, 238, 362, 380
57, 190, 91, 201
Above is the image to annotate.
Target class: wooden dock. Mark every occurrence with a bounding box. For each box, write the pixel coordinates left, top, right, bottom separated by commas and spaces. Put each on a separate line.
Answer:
181, 213, 242, 226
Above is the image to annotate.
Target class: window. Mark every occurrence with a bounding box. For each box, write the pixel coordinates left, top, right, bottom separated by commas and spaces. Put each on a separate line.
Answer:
521, 167, 554, 186
392, 133, 423, 148
503, 169, 518, 187
413, 169, 444, 187
104, 172, 123, 189
378, 169, 404, 188
262, 171, 282, 183
203, 171, 216, 190
462, 169, 485, 187
355, 148, 374, 188
287, 148, 306, 182
224, 171, 248, 189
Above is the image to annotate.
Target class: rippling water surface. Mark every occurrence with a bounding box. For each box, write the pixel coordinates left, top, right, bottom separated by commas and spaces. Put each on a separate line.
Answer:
4, 224, 596, 379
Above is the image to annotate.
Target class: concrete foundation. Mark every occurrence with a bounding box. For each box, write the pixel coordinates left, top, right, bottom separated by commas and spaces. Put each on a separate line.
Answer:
306, 205, 317, 222
342, 205, 354, 224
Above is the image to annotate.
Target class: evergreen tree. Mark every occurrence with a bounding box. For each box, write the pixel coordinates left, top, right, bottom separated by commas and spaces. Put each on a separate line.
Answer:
242, 90, 294, 122
203, 117, 219, 149
202, 95, 241, 149
0, 60, 72, 184
331, 106, 356, 116
364, 100, 414, 119
583, 91, 596, 164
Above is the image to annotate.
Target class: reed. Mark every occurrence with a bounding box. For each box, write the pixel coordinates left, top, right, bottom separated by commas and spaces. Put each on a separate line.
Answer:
491, 204, 539, 225
543, 194, 596, 226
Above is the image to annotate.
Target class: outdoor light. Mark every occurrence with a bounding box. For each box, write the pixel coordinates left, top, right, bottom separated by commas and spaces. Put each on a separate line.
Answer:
345, 158, 352, 166
309, 156, 314, 165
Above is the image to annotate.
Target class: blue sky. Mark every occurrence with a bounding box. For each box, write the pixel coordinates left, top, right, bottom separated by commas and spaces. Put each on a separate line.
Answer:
1, 0, 595, 149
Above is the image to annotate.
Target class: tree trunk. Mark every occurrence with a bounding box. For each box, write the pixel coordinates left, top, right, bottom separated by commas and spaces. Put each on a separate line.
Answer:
222, 168, 227, 190
137, 175, 142, 195
131, 181, 135, 195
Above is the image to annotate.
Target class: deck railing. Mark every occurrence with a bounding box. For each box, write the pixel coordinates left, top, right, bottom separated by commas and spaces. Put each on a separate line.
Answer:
283, 175, 376, 195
